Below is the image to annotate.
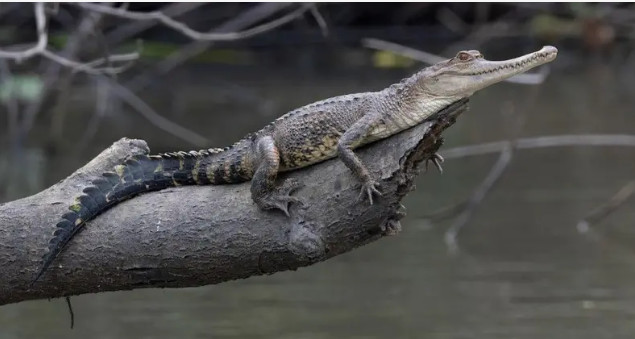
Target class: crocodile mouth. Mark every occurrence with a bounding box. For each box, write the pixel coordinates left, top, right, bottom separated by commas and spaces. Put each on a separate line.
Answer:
466, 46, 557, 76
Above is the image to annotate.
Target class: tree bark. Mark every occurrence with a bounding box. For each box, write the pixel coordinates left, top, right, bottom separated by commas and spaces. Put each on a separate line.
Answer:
0, 99, 468, 306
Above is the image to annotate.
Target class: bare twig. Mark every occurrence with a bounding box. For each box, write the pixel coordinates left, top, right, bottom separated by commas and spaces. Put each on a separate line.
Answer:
64, 296, 74, 329
442, 101, 523, 254
362, 38, 551, 85
421, 200, 469, 222
420, 133, 635, 227
430, 132, 635, 253
309, 4, 329, 37
577, 181, 635, 233
363, 38, 446, 65
0, 3, 139, 74
20, 4, 100, 138
444, 142, 514, 254
22, 4, 142, 145
105, 3, 207, 46
102, 77, 209, 147
441, 134, 635, 160
75, 3, 312, 42
39, 49, 140, 75
0, 3, 47, 61
125, 3, 295, 92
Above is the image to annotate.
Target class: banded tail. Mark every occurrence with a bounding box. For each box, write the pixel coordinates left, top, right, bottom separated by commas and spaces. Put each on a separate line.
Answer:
33, 147, 251, 283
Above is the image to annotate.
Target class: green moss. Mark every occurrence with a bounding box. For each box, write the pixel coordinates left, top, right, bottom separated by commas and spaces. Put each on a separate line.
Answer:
69, 203, 82, 213
114, 165, 125, 177
154, 163, 164, 173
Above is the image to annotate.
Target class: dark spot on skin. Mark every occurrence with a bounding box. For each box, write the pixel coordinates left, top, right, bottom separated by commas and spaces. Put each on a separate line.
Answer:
213, 165, 226, 184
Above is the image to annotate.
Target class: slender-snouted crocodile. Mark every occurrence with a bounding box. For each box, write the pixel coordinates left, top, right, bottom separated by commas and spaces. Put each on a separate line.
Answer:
33, 45, 557, 283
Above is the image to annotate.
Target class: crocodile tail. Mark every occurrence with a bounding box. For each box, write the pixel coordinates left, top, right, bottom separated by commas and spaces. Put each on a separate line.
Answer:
33, 149, 225, 284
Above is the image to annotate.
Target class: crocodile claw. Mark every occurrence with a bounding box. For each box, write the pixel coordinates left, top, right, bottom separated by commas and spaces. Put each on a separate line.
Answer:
358, 179, 382, 205
257, 179, 305, 217
426, 153, 444, 174
266, 195, 304, 217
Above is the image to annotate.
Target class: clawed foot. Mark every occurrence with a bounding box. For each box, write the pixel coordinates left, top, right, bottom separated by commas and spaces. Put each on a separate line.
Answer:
381, 218, 402, 236
358, 179, 382, 205
256, 179, 305, 217
425, 153, 444, 174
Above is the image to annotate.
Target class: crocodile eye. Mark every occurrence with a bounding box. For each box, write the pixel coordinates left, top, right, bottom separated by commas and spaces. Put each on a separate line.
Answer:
457, 52, 472, 61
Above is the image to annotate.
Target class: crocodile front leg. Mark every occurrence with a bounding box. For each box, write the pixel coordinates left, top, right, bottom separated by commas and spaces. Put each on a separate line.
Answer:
337, 113, 383, 204
251, 136, 303, 216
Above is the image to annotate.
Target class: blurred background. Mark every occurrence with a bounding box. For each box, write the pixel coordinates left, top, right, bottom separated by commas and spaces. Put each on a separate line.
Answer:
1, 3, 635, 338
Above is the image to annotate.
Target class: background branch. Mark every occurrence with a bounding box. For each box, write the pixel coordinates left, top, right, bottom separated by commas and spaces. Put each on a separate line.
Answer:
100, 77, 210, 147
441, 101, 523, 253
0, 3, 139, 74
0, 3, 47, 61
440, 134, 635, 160
75, 3, 312, 42
444, 142, 514, 254
125, 2, 296, 92
577, 180, 635, 233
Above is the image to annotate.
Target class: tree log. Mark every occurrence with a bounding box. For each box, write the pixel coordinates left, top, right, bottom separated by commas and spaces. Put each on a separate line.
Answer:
0, 99, 468, 305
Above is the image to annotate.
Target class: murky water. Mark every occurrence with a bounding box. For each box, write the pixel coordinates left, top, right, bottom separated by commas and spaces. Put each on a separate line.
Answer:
1, 48, 635, 338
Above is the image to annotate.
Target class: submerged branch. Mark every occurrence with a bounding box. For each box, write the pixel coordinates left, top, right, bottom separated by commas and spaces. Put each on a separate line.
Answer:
577, 181, 635, 233
440, 134, 635, 160
444, 143, 514, 254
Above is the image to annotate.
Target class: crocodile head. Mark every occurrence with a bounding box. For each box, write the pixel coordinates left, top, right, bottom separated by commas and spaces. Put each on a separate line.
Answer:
418, 46, 558, 97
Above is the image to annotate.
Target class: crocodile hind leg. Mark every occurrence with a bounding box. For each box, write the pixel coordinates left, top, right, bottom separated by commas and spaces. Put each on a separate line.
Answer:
250, 136, 303, 216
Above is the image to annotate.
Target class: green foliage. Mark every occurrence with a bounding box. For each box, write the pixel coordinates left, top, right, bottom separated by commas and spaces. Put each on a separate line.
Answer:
372, 50, 416, 69
0, 75, 43, 103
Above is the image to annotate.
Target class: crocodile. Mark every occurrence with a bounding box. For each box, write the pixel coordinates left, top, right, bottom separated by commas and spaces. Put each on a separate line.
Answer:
33, 45, 557, 283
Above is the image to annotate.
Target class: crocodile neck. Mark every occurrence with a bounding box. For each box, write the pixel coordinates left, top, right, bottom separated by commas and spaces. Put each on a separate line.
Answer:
370, 45, 558, 138
388, 81, 461, 128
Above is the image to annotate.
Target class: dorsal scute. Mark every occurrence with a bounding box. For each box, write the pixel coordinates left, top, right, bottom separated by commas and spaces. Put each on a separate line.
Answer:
207, 148, 224, 154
